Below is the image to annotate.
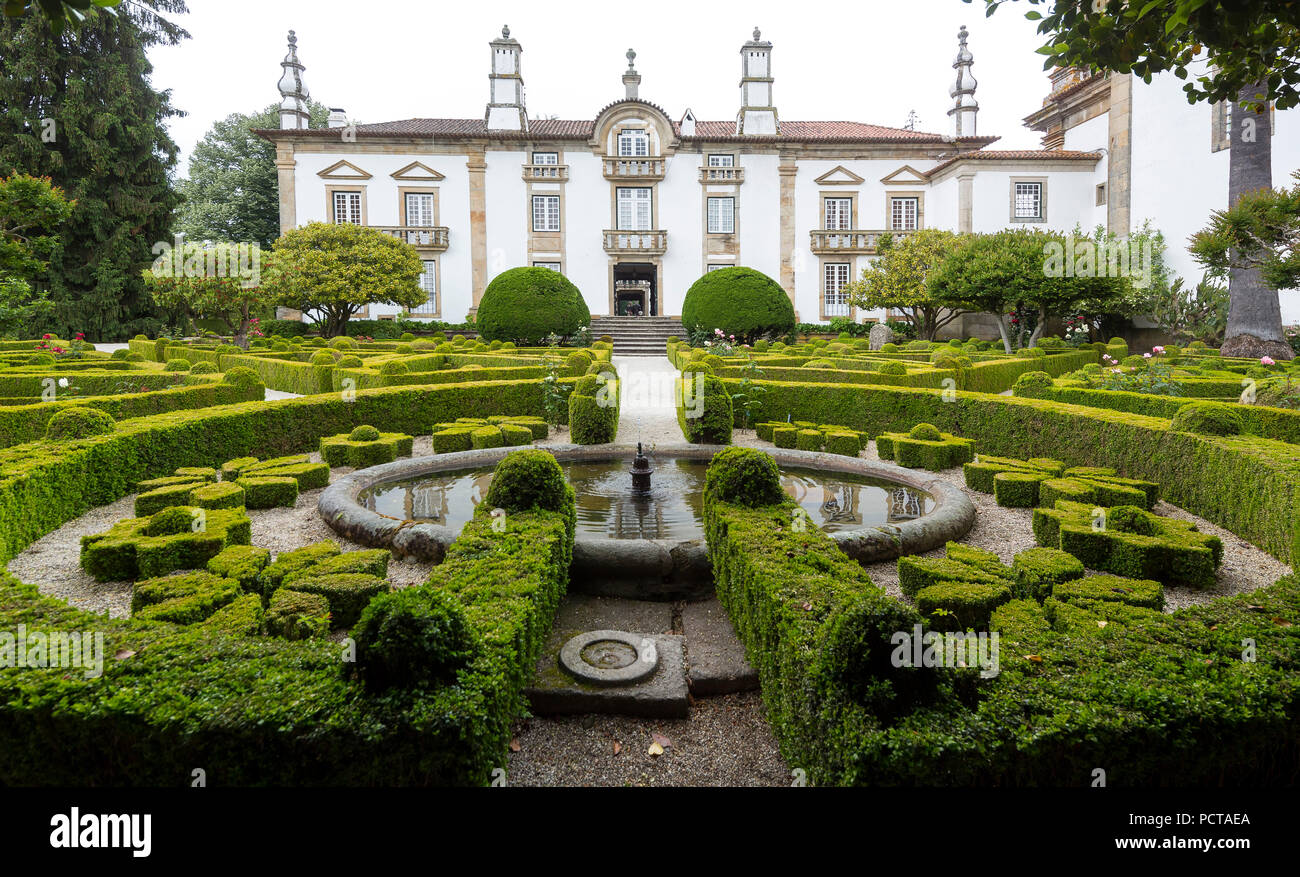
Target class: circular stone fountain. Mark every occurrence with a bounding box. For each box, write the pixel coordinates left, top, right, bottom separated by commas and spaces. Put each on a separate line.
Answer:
559, 630, 659, 685
319, 444, 975, 599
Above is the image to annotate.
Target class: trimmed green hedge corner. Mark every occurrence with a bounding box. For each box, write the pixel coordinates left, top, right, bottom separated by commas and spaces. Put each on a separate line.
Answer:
677, 372, 733, 444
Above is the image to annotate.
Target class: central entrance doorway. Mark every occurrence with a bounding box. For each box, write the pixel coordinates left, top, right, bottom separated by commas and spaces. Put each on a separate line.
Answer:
613, 262, 657, 316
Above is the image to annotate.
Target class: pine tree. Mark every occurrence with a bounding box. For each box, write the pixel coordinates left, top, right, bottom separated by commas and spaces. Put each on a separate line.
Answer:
0, 2, 189, 340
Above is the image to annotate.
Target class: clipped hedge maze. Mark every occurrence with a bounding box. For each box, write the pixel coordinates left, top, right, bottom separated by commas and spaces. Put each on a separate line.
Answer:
80, 505, 252, 582
1033, 500, 1223, 588
758, 420, 868, 456
431, 416, 548, 453
320, 425, 414, 469
963, 454, 1160, 509
876, 423, 975, 471
224, 454, 331, 509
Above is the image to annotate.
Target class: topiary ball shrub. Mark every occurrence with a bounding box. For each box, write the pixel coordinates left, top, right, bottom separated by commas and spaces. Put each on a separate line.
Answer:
1013, 370, 1055, 398
879, 362, 907, 376
483, 448, 570, 513
352, 587, 479, 691
378, 360, 409, 377
395, 343, 413, 354
908, 423, 943, 441
703, 446, 785, 508
329, 336, 358, 350
190, 361, 217, 374
28, 353, 55, 366
680, 267, 795, 344
477, 267, 590, 345
309, 350, 335, 366
337, 355, 363, 368
1170, 401, 1244, 436
880, 342, 899, 353
1106, 505, 1157, 536
350, 425, 381, 442
223, 366, 263, 390
141, 506, 195, 538
125, 351, 144, 362
45, 407, 116, 441
164, 358, 191, 371
399, 332, 415, 342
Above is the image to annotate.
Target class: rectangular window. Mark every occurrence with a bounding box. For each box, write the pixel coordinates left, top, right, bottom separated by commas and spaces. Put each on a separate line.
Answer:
708, 154, 734, 167
824, 197, 852, 230
617, 129, 649, 157
533, 261, 562, 272
333, 191, 362, 225
532, 195, 560, 232
418, 260, 437, 311
616, 187, 652, 230
707, 197, 735, 234
824, 263, 851, 317
706, 264, 729, 272
532, 151, 558, 165
1095, 183, 1107, 207
1013, 182, 1043, 220
404, 192, 435, 227
890, 197, 918, 231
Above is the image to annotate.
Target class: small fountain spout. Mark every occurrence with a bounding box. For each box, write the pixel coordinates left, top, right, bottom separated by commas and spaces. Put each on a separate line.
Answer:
629, 442, 654, 495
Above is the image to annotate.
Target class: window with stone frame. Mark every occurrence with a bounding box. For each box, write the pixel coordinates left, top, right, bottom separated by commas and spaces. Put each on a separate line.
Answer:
616, 187, 652, 230
404, 192, 435, 226
890, 197, 919, 231
417, 260, 437, 312
617, 129, 649, 157
823, 263, 851, 317
332, 191, 362, 225
532, 195, 560, 232
707, 196, 735, 234
706, 264, 730, 272
824, 197, 853, 230
532, 151, 559, 165
533, 262, 562, 272
1012, 181, 1044, 221
708, 154, 735, 167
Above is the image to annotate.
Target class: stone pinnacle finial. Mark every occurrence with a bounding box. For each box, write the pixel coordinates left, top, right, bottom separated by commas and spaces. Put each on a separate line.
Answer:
502, 24, 510, 38
626, 48, 636, 71
753, 26, 761, 41
288, 29, 297, 47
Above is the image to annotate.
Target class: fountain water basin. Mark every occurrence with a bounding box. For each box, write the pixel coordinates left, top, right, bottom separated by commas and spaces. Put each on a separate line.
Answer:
319, 444, 975, 600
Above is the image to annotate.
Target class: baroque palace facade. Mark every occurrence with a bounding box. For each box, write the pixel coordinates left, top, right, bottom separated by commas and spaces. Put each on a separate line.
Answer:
259, 25, 1300, 326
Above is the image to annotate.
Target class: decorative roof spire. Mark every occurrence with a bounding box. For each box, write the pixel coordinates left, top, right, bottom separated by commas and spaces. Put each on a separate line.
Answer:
502, 24, 510, 39
753, 27, 761, 41
622, 48, 641, 100
486, 25, 527, 131
948, 25, 978, 138
277, 29, 310, 130
737, 27, 777, 135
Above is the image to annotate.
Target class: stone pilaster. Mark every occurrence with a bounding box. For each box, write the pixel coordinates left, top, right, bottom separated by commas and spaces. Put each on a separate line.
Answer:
468, 148, 488, 311
957, 173, 974, 233
778, 153, 797, 310
1106, 72, 1132, 236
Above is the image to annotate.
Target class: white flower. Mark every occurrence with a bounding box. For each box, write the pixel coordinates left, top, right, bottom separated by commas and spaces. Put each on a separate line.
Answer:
57, 378, 68, 388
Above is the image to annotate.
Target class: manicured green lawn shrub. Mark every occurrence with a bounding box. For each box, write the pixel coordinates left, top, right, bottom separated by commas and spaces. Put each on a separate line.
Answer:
795, 428, 823, 451
201, 593, 265, 637
1011, 547, 1085, 600
483, 448, 569, 512
133, 571, 242, 624
1053, 574, 1164, 610
876, 424, 974, 471
681, 267, 795, 343
266, 588, 331, 639
282, 573, 389, 629
470, 425, 506, 449
1033, 500, 1222, 588
476, 267, 591, 345
206, 544, 271, 591
80, 506, 251, 582
823, 430, 861, 456
1012, 370, 1054, 398
235, 475, 298, 509
772, 425, 796, 448
703, 447, 784, 507
676, 373, 732, 444
915, 579, 1012, 632
45, 407, 116, 441
432, 427, 475, 453
319, 429, 413, 468
352, 587, 478, 690
1171, 401, 1245, 436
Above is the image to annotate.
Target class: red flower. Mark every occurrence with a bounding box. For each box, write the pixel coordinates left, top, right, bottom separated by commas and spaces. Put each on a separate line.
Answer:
42, 333, 51, 340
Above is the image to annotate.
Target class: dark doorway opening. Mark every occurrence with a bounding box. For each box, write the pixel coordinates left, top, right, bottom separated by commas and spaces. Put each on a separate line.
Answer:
614, 262, 657, 316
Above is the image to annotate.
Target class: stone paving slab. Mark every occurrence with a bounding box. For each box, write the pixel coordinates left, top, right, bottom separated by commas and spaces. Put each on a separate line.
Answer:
682, 597, 759, 696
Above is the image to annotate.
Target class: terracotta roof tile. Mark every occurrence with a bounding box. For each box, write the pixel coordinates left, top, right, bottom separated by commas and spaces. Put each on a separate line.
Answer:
924, 148, 1101, 176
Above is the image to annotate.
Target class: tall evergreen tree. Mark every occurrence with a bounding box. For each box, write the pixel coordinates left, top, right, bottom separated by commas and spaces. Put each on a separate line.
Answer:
0, 1, 188, 340
176, 101, 329, 249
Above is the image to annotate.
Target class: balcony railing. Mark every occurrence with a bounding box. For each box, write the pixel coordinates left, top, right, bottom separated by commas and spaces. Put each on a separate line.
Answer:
522, 163, 569, 182
373, 226, 450, 251
809, 228, 912, 255
603, 157, 666, 181
603, 229, 668, 255
698, 166, 745, 184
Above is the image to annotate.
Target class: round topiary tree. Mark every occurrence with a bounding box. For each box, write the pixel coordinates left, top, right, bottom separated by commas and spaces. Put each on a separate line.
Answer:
1013, 371, 1055, 398
223, 367, 263, 390
378, 360, 409, 377
309, 350, 335, 366
351, 587, 479, 691
879, 362, 908, 376
190, 361, 217, 374
45, 407, 116, 441
680, 267, 795, 344
483, 448, 571, 512
1170, 401, 1244, 436
908, 423, 943, 441
477, 267, 590, 345
350, 424, 381, 441
337, 355, 363, 368
703, 446, 784, 507
165, 358, 192, 371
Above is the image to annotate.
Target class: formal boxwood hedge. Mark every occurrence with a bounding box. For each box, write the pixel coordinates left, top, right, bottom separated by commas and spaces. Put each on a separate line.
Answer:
476, 267, 591, 345
80, 505, 252, 582
677, 372, 733, 444
319, 429, 414, 468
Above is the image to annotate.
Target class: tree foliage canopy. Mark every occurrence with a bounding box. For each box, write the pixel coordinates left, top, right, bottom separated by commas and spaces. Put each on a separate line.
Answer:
973, 0, 1300, 109
144, 242, 272, 345
261, 222, 425, 337
1191, 169, 1300, 291
845, 229, 968, 340
0, 173, 72, 338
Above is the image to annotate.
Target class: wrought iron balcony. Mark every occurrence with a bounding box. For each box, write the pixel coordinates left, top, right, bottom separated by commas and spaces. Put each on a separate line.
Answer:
602, 229, 667, 255
809, 228, 913, 255
373, 226, 449, 251
602, 157, 666, 181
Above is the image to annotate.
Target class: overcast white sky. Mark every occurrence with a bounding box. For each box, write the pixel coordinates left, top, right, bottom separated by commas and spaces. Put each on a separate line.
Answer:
148, 0, 1065, 174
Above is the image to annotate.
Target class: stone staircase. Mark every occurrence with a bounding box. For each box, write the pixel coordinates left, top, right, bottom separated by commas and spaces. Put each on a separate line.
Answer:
590, 315, 685, 356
